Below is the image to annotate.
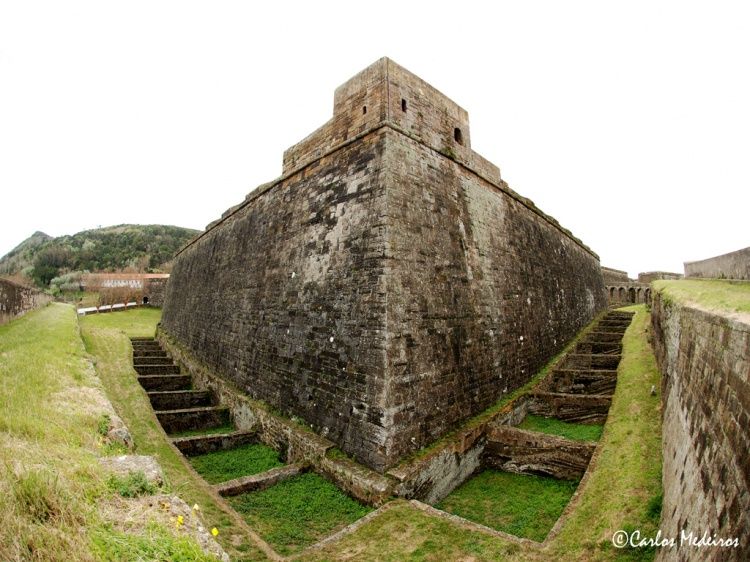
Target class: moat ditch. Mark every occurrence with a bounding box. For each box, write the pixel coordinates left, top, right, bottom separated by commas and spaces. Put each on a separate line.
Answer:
130, 308, 634, 555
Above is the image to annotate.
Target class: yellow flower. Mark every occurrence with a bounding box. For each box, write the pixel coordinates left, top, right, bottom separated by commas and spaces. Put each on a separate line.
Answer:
177, 515, 184, 525
211, 527, 219, 537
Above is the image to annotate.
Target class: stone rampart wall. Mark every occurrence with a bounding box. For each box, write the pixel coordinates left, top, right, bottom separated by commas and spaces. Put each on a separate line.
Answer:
0, 278, 51, 324
651, 291, 749, 560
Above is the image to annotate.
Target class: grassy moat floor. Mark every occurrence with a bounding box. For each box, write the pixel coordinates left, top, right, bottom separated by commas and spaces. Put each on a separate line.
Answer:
517, 414, 603, 442
0, 303, 663, 561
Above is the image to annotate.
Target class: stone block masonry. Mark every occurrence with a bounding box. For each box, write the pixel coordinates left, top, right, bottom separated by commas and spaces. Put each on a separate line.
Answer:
161, 58, 607, 473
0, 277, 51, 324
684, 246, 750, 280
651, 291, 749, 561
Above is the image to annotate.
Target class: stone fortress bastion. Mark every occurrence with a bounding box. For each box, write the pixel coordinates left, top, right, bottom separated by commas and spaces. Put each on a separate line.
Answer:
160, 58, 607, 472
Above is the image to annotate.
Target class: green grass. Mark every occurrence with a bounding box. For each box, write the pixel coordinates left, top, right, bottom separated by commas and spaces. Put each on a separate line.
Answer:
518, 414, 603, 442
228, 472, 373, 555
107, 471, 158, 498
79, 308, 268, 561
300, 305, 663, 561
189, 443, 284, 484
90, 520, 218, 562
653, 279, 750, 315
0, 304, 221, 561
436, 470, 578, 542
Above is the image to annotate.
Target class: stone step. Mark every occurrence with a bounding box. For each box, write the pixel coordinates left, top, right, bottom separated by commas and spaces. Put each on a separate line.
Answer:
131, 343, 163, 350
156, 406, 231, 434
596, 321, 630, 330
583, 332, 626, 344
138, 374, 192, 392
528, 392, 612, 424
594, 326, 627, 332
605, 311, 634, 319
216, 464, 304, 497
575, 341, 622, 355
596, 320, 630, 329
130, 337, 156, 342
483, 424, 596, 480
132, 349, 170, 359
561, 353, 622, 370
172, 430, 258, 457
135, 364, 180, 376
549, 369, 618, 395
134, 356, 174, 366
148, 390, 213, 411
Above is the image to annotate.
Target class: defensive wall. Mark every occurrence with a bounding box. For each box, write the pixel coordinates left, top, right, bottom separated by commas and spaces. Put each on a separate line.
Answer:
0, 277, 51, 324
685, 246, 750, 281
161, 58, 607, 472
651, 287, 749, 561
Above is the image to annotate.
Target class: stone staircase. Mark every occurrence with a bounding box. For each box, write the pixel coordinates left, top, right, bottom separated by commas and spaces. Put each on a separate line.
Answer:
482, 309, 635, 480
130, 337, 231, 434
129, 337, 294, 497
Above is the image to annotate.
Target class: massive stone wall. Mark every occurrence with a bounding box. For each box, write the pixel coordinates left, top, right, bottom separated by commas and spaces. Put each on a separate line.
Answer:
161, 58, 607, 472
0, 277, 51, 324
651, 290, 749, 561
601, 266, 631, 285
684, 246, 750, 280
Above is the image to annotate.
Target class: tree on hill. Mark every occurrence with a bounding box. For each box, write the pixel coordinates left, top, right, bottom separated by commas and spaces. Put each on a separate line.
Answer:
0, 224, 198, 288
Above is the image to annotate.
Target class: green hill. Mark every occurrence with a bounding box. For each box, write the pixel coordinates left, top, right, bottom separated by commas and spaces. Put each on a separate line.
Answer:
0, 224, 199, 287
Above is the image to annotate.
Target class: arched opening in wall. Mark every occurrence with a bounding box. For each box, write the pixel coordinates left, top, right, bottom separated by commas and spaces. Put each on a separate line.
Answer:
618, 287, 625, 301
645, 289, 651, 302
401, 99, 407, 112
142, 296, 149, 305
609, 287, 615, 300
637, 288, 643, 303
628, 288, 635, 303
454, 128, 464, 145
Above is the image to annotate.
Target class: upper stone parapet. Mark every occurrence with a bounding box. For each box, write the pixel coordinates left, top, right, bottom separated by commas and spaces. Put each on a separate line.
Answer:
282, 58, 486, 177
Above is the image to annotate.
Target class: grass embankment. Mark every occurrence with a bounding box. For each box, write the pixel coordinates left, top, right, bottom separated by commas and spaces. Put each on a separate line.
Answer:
79, 308, 267, 561
518, 414, 603, 442
300, 305, 662, 561
653, 279, 750, 316
190, 444, 284, 484
228, 472, 373, 556
436, 470, 578, 541
0, 304, 215, 561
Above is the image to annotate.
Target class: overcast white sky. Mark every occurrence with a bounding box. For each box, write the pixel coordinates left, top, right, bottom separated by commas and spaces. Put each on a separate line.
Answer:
1, 1, 748, 278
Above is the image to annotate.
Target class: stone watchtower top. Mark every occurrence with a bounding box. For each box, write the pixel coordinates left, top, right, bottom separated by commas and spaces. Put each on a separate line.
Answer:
282, 58, 488, 177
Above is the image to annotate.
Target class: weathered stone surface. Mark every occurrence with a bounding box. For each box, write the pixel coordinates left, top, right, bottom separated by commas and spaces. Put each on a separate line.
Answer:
561, 353, 622, 370
99, 454, 164, 486
527, 392, 611, 424
134, 356, 174, 366
135, 364, 180, 375
0, 277, 51, 324
215, 463, 305, 497
137, 374, 192, 392
155, 406, 230, 434
107, 427, 134, 450
545, 369, 618, 395
684, 246, 750, 280
483, 424, 595, 480
148, 390, 212, 410
651, 291, 750, 561
160, 58, 607, 473
172, 430, 258, 457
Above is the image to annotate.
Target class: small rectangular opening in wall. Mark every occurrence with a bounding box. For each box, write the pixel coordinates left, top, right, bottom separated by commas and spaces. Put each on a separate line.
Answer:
454, 127, 464, 145
401, 98, 407, 112
362, 106, 367, 115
